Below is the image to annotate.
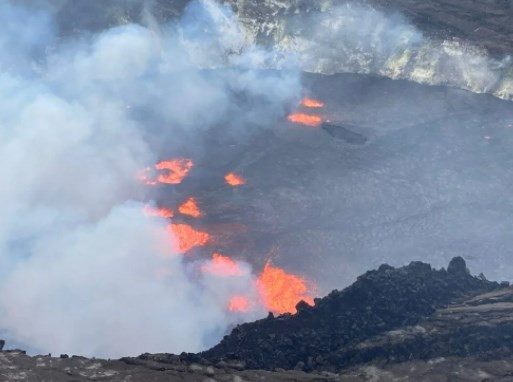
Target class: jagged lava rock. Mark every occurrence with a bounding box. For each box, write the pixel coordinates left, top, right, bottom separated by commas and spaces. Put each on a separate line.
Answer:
202, 257, 499, 371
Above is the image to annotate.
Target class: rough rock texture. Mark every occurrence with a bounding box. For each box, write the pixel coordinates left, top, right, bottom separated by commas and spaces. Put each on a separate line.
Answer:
201, 257, 499, 371
4, 257, 513, 380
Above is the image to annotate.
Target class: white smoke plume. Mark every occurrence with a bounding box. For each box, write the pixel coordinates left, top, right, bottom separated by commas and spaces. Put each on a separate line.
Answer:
257, 2, 513, 100
0, 0, 300, 357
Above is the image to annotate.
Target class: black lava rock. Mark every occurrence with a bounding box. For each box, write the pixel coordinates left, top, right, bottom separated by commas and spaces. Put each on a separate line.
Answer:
202, 257, 499, 371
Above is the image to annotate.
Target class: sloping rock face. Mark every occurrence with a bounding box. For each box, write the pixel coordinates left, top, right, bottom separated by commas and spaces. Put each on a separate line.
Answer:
201, 257, 499, 371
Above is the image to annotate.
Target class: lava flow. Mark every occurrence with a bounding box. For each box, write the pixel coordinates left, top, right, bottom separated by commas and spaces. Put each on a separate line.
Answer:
156, 158, 194, 184
143, 205, 174, 219
287, 113, 323, 127
139, 158, 194, 186
257, 261, 313, 314
301, 97, 325, 108
225, 172, 246, 187
202, 253, 243, 277
169, 224, 209, 253
178, 197, 202, 218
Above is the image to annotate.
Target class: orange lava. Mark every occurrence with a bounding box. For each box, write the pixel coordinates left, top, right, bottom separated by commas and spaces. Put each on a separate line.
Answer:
143, 205, 174, 219
225, 172, 246, 187
178, 197, 202, 218
169, 224, 209, 253
202, 253, 243, 277
228, 295, 250, 312
257, 261, 313, 314
301, 98, 324, 108
155, 158, 194, 184
287, 113, 322, 127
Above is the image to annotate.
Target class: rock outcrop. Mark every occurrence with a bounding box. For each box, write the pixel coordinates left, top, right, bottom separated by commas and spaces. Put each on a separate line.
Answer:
3, 257, 513, 381
201, 256, 500, 371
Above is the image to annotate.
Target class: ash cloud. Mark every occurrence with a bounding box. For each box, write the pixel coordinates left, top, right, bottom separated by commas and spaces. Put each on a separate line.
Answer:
0, 0, 300, 357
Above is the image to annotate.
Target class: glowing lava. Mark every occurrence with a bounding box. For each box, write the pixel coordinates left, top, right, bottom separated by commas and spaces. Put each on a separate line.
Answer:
155, 158, 194, 184
143, 205, 174, 219
225, 172, 246, 187
257, 261, 313, 314
178, 197, 202, 218
301, 98, 324, 108
287, 113, 323, 127
202, 253, 243, 277
228, 295, 250, 312
169, 224, 209, 253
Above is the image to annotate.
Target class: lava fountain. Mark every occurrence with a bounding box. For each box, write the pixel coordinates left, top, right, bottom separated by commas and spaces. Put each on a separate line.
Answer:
257, 261, 314, 314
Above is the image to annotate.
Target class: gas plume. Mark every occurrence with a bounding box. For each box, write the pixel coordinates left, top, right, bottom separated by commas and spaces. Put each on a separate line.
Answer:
0, 0, 302, 358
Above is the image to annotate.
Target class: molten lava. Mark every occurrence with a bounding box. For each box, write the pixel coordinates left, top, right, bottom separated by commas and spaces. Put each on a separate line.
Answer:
257, 261, 313, 314
143, 205, 174, 219
155, 158, 194, 184
287, 113, 323, 127
169, 224, 209, 253
225, 172, 246, 187
178, 197, 202, 218
202, 253, 243, 277
301, 98, 324, 108
228, 295, 250, 312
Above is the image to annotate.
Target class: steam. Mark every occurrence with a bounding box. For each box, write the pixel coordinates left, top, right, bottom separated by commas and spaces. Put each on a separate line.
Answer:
0, 0, 300, 357
248, 2, 513, 100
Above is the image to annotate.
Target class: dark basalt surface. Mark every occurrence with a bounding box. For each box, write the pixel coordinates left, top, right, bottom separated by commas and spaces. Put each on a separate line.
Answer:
200, 256, 500, 371
321, 122, 369, 144
4, 257, 513, 380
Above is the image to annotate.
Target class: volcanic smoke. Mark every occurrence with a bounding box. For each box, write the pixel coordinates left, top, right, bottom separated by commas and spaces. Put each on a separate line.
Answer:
202, 253, 243, 277
143, 205, 174, 219
228, 296, 250, 312
0, 0, 307, 359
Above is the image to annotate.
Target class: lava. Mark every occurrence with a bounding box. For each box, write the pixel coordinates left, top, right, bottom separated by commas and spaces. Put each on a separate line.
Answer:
155, 158, 194, 184
178, 197, 202, 218
257, 261, 313, 314
143, 205, 174, 219
287, 113, 323, 127
202, 253, 243, 277
301, 98, 325, 108
228, 295, 250, 312
169, 224, 209, 253
225, 172, 246, 187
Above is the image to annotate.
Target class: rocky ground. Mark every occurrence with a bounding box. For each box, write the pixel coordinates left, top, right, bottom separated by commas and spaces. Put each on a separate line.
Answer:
5, 257, 513, 381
